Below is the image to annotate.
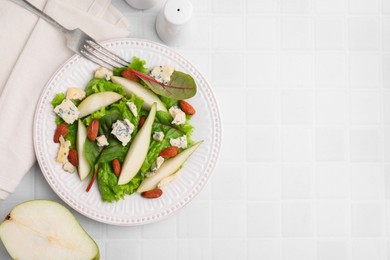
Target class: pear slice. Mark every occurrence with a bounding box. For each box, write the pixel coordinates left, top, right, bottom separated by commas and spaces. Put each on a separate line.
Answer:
118, 103, 157, 185
137, 141, 203, 193
0, 200, 99, 260
77, 91, 122, 118
111, 76, 167, 112
76, 119, 90, 181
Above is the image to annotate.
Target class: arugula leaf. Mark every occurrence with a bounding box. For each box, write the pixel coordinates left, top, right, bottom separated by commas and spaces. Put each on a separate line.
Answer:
131, 69, 197, 100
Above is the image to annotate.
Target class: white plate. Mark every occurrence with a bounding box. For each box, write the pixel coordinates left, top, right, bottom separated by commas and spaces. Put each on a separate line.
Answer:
33, 38, 221, 226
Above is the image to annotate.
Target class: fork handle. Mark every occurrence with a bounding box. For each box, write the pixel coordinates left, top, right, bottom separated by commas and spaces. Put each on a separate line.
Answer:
9, 0, 69, 32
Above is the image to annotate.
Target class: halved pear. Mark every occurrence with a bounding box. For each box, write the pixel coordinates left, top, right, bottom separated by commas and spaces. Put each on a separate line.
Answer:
0, 200, 99, 260
118, 103, 157, 185
111, 76, 167, 112
137, 141, 203, 193
76, 120, 90, 181
77, 91, 122, 118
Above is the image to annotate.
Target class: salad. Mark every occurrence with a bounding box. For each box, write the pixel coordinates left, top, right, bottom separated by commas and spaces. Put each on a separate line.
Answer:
51, 57, 202, 202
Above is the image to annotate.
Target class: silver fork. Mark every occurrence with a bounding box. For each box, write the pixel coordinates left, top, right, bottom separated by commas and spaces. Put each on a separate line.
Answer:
10, 0, 129, 68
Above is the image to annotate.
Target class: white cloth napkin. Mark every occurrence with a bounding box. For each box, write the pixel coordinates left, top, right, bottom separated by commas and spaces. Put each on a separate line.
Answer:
0, 0, 130, 200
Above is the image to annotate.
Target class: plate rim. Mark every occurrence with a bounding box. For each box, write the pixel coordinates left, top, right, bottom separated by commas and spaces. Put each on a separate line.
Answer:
33, 37, 222, 226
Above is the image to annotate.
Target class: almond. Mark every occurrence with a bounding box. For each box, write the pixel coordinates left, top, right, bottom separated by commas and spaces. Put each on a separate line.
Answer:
112, 159, 121, 177
53, 123, 68, 143
141, 188, 163, 199
138, 115, 146, 129
67, 149, 78, 167
179, 100, 196, 115
87, 119, 99, 141
159, 146, 179, 159
120, 69, 140, 82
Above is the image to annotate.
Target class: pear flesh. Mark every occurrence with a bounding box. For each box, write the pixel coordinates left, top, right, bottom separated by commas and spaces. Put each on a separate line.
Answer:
118, 103, 157, 185
77, 91, 122, 118
137, 141, 203, 193
0, 200, 99, 260
111, 76, 167, 112
76, 119, 90, 181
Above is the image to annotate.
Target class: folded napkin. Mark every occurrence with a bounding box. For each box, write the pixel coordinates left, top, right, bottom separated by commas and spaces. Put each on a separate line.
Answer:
0, 0, 130, 200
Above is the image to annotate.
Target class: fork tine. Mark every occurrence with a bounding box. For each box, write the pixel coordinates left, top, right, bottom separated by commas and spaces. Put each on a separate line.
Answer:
79, 49, 113, 68
81, 41, 124, 68
86, 40, 129, 68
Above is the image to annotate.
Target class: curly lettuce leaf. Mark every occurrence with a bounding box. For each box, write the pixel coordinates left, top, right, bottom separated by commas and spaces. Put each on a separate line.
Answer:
51, 93, 66, 108
97, 162, 143, 202
85, 78, 125, 96
113, 56, 148, 76
140, 122, 183, 173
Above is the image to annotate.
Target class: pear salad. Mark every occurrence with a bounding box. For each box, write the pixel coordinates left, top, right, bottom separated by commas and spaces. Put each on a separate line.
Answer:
51, 57, 202, 202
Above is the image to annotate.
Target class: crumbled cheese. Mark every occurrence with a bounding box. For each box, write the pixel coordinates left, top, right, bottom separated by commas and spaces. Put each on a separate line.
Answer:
151, 156, 164, 172
56, 136, 71, 163
152, 131, 165, 142
96, 135, 109, 147
54, 99, 80, 124
94, 67, 113, 80
170, 135, 187, 149
169, 106, 186, 125
126, 102, 138, 117
149, 65, 175, 85
66, 88, 86, 101
63, 161, 76, 173
157, 171, 180, 188
111, 119, 134, 146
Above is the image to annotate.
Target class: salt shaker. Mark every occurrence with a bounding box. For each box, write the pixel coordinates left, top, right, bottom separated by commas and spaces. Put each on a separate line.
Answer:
125, 0, 160, 10
156, 0, 194, 47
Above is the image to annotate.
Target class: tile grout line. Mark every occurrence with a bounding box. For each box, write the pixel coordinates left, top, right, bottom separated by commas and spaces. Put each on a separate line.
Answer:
242, 0, 249, 258
345, 0, 353, 258
277, 0, 284, 256
379, 0, 388, 256
311, 0, 318, 257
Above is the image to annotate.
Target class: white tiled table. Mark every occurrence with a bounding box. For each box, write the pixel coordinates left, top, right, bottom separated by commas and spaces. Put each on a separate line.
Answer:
1, 0, 390, 259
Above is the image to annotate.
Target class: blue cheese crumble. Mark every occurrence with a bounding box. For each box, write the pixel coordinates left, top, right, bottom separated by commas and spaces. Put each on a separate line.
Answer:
96, 135, 109, 147
126, 102, 138, 117
54, 99, 80, 124
111, 119, 134, 146
170, 135, 187, 149
152, 131, 165, 142
169, 106, 186, 125
94, 67, 113, 80
150, 65, 175, 85
151, 156, 164, 172
145, 156, 165, 177
66, 88, 86, 101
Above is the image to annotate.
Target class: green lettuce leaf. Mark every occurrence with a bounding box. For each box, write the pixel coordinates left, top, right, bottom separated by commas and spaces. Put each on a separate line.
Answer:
97, 162, 143, 202
51, 93, 66, 108
85, 78, 125, 96
113, 56, 148, 76
140, 122, 183, 173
